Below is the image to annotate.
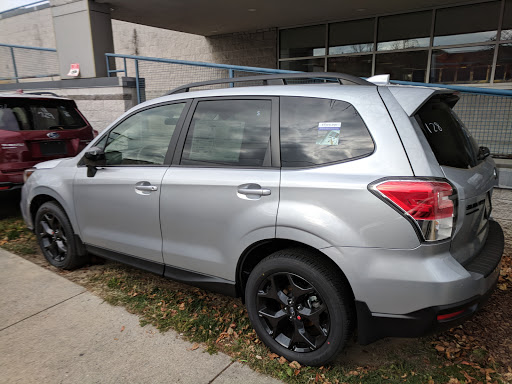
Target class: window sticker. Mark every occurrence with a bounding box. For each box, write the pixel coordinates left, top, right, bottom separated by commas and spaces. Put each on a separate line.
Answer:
189, 120, 245, 162
316, 122, 341, 145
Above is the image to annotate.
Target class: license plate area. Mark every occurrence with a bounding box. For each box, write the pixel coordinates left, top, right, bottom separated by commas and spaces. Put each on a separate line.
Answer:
40, 141, 67, 156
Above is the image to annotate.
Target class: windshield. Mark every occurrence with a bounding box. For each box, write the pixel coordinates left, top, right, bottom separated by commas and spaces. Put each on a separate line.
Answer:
0, 97, 87, 131
415, 96, 480, 169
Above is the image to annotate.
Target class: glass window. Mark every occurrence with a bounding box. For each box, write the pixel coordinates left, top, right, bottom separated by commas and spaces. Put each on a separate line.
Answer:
377, 11, 431, 51
502, 0, 512, 41
280, 97, 374, 167
434, 2, 500, 46
375, 51, 428, 82
327, 55, 372, 78
103, 103, 185, 166
280, 25, 326, 59
430, 45, 495, 84
279, 58, 325, 72
415, 96, 479, 169
495, 44, 512, 82
180, 99, 271, 167
0, 98, 85, 131
329, 18, 374, 54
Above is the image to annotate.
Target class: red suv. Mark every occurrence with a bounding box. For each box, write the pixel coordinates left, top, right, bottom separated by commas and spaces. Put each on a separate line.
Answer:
0, 92, 96, 190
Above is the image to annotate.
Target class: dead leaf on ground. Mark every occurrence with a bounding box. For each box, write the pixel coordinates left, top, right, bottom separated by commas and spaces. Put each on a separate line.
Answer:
187, 343, 199, 351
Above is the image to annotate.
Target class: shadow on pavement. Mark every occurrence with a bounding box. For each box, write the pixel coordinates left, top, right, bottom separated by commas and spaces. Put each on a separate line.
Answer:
0, 190, 22, 219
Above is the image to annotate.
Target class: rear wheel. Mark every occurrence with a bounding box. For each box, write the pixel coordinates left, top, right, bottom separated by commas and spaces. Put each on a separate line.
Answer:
245, 249, 353, 366
35, 202, 87, 270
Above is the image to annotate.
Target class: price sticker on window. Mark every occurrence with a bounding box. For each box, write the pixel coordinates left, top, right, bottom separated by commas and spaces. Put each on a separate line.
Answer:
316, 122, 341, 145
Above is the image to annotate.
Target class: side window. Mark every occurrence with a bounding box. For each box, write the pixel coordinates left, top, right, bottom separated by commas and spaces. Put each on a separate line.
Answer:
180, 99, 271, 167
103, 103, 185, 166
280, 97, 374, 167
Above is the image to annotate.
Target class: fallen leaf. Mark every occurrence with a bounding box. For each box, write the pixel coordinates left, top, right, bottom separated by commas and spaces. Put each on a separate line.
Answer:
289, 361, 301, 370
462, 371, 474, 383
348, 371, 359, 376
120, 326, 125, 332
278, 356, 287, 365
268, 353, 279, 359
255, 355, 262, 360
187, 343, 199, 351
178, 303, 185, 310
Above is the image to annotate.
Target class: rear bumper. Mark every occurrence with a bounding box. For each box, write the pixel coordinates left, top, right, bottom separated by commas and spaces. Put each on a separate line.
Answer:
354, 220, 504, 344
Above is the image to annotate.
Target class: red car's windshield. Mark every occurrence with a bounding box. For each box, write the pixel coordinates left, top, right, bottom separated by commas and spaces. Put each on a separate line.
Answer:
0, 98, 87, 131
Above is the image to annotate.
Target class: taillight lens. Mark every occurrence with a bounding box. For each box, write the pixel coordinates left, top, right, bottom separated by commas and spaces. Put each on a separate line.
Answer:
372, 180, 456, 241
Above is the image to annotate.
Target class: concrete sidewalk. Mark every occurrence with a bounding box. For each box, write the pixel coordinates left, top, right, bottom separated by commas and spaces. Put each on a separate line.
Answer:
0, 249, 282, 384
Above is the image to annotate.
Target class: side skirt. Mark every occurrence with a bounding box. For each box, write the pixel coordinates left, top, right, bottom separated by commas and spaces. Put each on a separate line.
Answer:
85, 244, 237, 297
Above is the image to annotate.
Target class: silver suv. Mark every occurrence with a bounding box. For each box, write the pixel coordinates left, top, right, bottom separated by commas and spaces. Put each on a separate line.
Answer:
21, 73, 504, 366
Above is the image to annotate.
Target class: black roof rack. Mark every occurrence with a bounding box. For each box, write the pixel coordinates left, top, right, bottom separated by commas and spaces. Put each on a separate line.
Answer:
27, 91, 60, 97
167, 72, 373, 95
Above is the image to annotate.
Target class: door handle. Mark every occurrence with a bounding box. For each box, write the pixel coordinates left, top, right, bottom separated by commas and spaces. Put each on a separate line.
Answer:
136, 185, 158, 192
237, 186, 271, 196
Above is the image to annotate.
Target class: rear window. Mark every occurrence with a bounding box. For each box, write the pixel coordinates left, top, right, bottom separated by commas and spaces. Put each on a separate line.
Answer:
280, 97, 374, 167
0, 97, 87, 132
415, 97, 479, 169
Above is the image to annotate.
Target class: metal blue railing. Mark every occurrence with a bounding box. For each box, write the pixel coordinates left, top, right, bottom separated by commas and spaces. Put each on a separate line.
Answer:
105, 52, 512, 158
105, 53, 297, 104
0, 43, 58, 83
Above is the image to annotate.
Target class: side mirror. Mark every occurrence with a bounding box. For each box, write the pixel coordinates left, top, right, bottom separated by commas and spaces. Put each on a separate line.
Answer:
477, 146, 490, 161
84, 146, 105, 177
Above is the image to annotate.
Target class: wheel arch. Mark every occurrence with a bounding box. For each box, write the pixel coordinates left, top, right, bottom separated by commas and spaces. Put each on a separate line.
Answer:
236, 238, 355, 304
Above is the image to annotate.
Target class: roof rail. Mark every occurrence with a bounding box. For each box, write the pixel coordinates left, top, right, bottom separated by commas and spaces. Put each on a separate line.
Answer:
26, 91, 60, 97
167, 72, 373, 95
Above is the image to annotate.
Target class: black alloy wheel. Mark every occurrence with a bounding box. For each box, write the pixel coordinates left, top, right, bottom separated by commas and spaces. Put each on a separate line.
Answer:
35, 202, 86, 270
39, 211, 68, 263
256, 272, 330, 352
245, 249, 353, 366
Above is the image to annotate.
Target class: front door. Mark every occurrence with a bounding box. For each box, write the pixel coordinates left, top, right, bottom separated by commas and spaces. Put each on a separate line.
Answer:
74, 102, 188, 264
160, 98, 280, 281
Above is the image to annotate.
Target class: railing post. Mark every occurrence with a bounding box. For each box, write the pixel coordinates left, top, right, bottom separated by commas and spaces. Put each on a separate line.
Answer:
10, 47, 19, 83
105, 55, 111, 77
135, 59, 141, 104
229, 69, 234, 88
123, 58, 127, 77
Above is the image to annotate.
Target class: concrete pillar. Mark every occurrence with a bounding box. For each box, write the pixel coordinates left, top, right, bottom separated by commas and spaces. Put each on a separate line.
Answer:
50, 0, 114, 78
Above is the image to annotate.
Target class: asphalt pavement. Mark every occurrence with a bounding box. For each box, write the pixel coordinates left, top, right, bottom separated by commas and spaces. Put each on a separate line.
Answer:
0, 248, 282, 384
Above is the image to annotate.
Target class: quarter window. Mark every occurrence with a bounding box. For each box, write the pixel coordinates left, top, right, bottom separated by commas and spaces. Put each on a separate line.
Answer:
280, 97, 374, 167
103, 103, 185, 166
180, 99, 272, 167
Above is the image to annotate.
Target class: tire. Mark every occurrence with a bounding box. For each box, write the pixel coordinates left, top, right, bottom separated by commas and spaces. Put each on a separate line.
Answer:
35, 202, 88, 270
245, 248, 354, 366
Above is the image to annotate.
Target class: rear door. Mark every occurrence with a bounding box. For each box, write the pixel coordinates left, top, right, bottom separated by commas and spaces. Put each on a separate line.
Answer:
160, 97, 280, 281
414, 96, 498, 264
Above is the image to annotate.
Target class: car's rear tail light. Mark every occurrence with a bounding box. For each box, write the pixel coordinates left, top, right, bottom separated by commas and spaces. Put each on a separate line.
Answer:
370, 179, 456, 241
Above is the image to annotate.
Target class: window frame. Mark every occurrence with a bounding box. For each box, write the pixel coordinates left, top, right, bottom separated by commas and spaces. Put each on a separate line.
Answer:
79, 99, 192, 168
172, 96, 280, 169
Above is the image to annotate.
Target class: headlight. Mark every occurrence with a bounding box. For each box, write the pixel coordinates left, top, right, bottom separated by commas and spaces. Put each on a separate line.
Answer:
23, 168, 37, 183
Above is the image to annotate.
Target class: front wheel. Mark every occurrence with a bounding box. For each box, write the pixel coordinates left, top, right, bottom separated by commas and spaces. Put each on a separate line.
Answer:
245, 249, 353, 366
35, 201, 87, 270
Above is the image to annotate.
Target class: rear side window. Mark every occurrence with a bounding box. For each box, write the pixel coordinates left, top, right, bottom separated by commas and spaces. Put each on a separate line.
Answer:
0, 98, 86, 131
415, 97, 479, 168
280, 97, 374, 167
180, 99, 271, 167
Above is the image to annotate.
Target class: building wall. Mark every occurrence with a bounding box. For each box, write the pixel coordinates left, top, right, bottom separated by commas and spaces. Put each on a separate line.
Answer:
493, 188, 512, 254
0, 8, 56, 48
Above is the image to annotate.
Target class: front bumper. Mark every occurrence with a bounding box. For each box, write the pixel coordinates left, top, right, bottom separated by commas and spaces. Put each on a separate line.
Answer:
355, 220, 504, 344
